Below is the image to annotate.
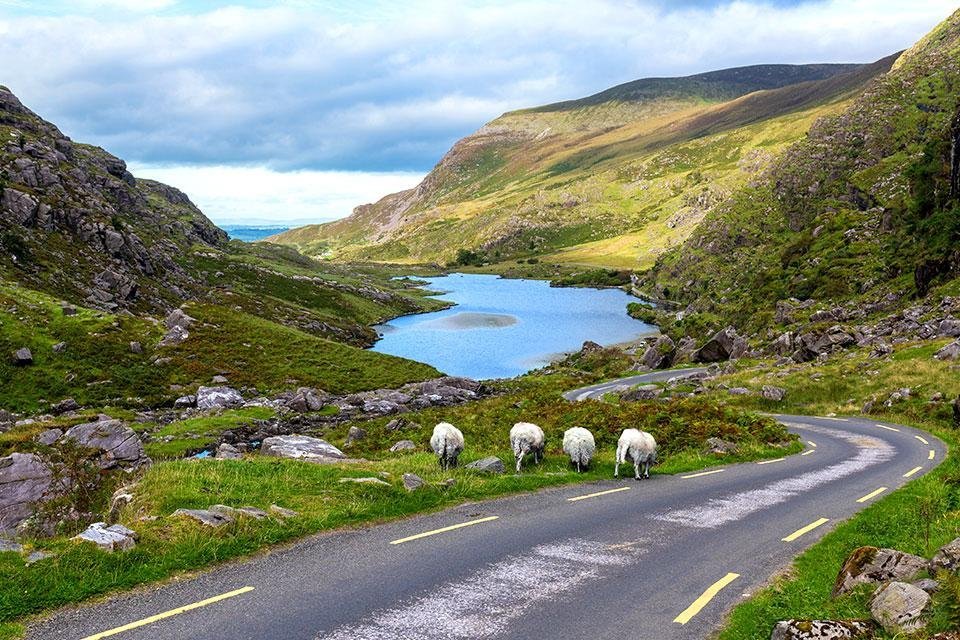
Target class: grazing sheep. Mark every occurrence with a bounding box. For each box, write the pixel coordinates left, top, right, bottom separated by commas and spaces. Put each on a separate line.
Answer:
562, 427, 596, 472
430, 422, 464, 471
614, 428, 657, 480
510, 422, 545, 472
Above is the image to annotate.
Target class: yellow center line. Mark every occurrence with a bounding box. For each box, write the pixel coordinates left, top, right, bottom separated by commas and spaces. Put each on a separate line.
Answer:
903, 466, 923, 478
875, 424, 900, 432
782, 517, 830, 542
567, 486, 631, 502
914, 434, 929, 445
801, 450, 815, 456
856, 487, 887, 503
757, 458, 785, 465
929, 450, 936, 460
673, 572, 740, 624
80, 587, 255, 640
681, 469, 725, 479
390, 516, 499, 545
807, 441, 817, 448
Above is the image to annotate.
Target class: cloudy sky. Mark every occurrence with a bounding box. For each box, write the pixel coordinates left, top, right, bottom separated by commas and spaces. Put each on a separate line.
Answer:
0, 0, 955, 226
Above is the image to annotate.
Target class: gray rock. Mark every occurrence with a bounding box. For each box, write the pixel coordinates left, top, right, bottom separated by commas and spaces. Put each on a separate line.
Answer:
11, 347, 32, 365
728, 387, 752, 396
938, 317, 960, 337
129, 341, 142, 354
622, 384, 664, 401
761, 385, 786, 401
770, 619, 875, 639
211, 375, 228, 384
63, 419, 150, 470
935, 340, 960, 361
261, 435, 345, 461
912, 578, 939, 594
283, 387, 329, 413
930, 536, 960, 573
164, 308, 195, 331
35, 429, 62, 445
269, 504, 298, 519
25, 550, 52, 565
172, 508, 233, 527
345, 426, 367, 446
0, 539, 23, 553
641, 335, 676, 369
0, 452, 56, 533
0, 410, 13, 427
390, 440, 417, 452
52, 342, 66, 353
705, 437, 738, 455
402, 473, 425, 491
216, 443, 242, 460
833, 547, 928, 596
62, 305, 78, 316
50, 398, 80, 415
109, 490, 133, 522
72, 522, 137, 552
195, 386, 243, 410
870, 581, 929, 633
465, 456, 506, 474
173, 394, 196, 409
338, 477, 390, 487
693, 327, 745, 362
236, 506, 268, 519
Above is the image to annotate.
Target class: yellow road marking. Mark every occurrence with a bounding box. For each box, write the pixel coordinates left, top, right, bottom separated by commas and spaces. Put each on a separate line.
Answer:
757, 458, 785, 465
903, 466, 923, 478
875, 424, 900, 432
856, 487, 887, 503
929, 450, 936, 460
782, 518, 830, 542
80, 587, 255, 640
807, 441, 817, 448
389, 516, 499, 545
673, 572, 740, 624
801, 450, 815, 456
567, 486, 631, 502
914, 435, 929, 445
681, 469, 725, 479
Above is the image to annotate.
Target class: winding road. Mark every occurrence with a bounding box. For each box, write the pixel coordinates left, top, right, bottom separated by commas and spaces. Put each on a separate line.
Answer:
27, 370, 946, 640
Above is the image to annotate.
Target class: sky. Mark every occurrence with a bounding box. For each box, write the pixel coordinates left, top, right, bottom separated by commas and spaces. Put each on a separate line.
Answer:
0, 0, 956, 225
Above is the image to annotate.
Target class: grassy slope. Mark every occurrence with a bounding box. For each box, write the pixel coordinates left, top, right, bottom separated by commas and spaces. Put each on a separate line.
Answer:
269, 62, 890, 268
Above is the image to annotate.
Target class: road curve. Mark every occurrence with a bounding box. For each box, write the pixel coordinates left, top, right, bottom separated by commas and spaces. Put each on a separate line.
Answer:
27, 372, 945, 640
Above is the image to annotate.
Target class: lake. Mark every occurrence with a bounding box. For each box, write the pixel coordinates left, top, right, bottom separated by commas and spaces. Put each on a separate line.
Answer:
371, 273, 656, 380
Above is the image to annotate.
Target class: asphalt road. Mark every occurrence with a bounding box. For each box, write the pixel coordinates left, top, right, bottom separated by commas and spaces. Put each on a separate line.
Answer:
27, 371, 945, 640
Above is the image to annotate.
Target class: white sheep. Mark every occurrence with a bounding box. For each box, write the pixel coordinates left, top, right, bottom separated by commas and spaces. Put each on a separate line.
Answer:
562, 427, 595, 472
614, 428, 657, 480
510, 422, 545, 472
430, 422, 464, 471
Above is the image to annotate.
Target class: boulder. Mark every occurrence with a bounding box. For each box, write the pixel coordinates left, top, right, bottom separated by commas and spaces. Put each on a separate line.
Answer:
705, 437, 738, 455
50, 398, 80, 415
912, 578, 939, 594
339, 477, 390, 487
62, 305, 77, 316
935, 340, 960, 361
0, 453, 56, 533
195, 386, 243, 410
465, 456, 505, 474
129, 341, 142, 354
869, 581, 929, 634
35, 429, 62, 445
173, 394, 196, 409
269, 504, 298, 519
173, 508, 233, 527
938, 317, 960, 337
63, 419, 150, 470
260, 435, 346, 461
52, 342, 66, 353
930, 536, 960, 573
641, 335, 676, 370
236, 506, 268, 520
761, 385, 786, 402
0, 539, 23, 553
216, 443, 242, 460
390, 440, 417, 452
621, 384, 664, 401
675, 336, 698, 363
833, 546, 928, 596
11, 347, 32, 366
72, 522, 137, 552
770, 620, 875, 639
345, 426, 367, 446
772, 332, 795, 356
402, 473, 425, 491
211, 375, 228, 384
693, 327, 745, 362
284, 387, 328, 413
728, 387, 752, 395
164, 308, 195, 331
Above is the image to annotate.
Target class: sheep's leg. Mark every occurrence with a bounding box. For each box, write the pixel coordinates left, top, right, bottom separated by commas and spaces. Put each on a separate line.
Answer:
576, 459, 581, 473
644, 459, 650, 479
634, 459, 641, 481
515, 451, 523, 473
614, 457, 620, 477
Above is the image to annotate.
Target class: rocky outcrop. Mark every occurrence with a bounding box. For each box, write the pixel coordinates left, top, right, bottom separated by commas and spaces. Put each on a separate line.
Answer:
770, 620, 875, 639
260, 435, 346, 462
930, 536, 960, 573
641, 335, 676, 369
195, 386, 244, 410
62, 419, 150, 470
0, 453, 57, 533
870, 581, 929, 634
833, 546, 928, 596
762, 385, 786, 401
693, 327, 748, 362
72, 522, 137, 552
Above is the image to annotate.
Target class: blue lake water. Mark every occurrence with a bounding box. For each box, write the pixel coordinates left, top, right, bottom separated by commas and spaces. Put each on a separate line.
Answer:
371, 273, 656, 380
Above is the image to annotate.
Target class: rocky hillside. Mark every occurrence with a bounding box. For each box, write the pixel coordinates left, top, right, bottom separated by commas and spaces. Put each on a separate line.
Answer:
646, 8, 960, 347
270, 60, 894, 267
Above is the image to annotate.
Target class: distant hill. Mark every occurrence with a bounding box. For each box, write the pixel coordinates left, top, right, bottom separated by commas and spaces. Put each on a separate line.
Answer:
269, 60, 893, 267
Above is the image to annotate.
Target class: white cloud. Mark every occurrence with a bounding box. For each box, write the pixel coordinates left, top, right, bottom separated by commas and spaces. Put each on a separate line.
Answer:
128, 163, 424, 225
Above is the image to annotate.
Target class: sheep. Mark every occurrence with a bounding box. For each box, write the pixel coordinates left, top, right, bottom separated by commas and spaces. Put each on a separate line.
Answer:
430, 422, 464, 471
510, 422, 545, 472
562, 427, 596, 472
614, 428, 657, 480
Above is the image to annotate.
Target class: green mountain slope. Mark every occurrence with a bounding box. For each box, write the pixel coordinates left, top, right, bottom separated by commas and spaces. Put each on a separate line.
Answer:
0, 87, 444, 412
648, 8, 960, 337
270, 60, 894, 267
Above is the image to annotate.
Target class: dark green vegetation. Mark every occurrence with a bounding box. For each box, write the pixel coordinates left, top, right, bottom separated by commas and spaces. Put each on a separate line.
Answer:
0, 365, 795, 629
651, 9, 960, 340
270, 59, 893, 268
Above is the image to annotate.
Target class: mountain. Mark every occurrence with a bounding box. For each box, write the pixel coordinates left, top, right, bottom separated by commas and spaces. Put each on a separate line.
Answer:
0, 87, 445, 412
269, 59, 896, 267
646, 8, 960, 340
